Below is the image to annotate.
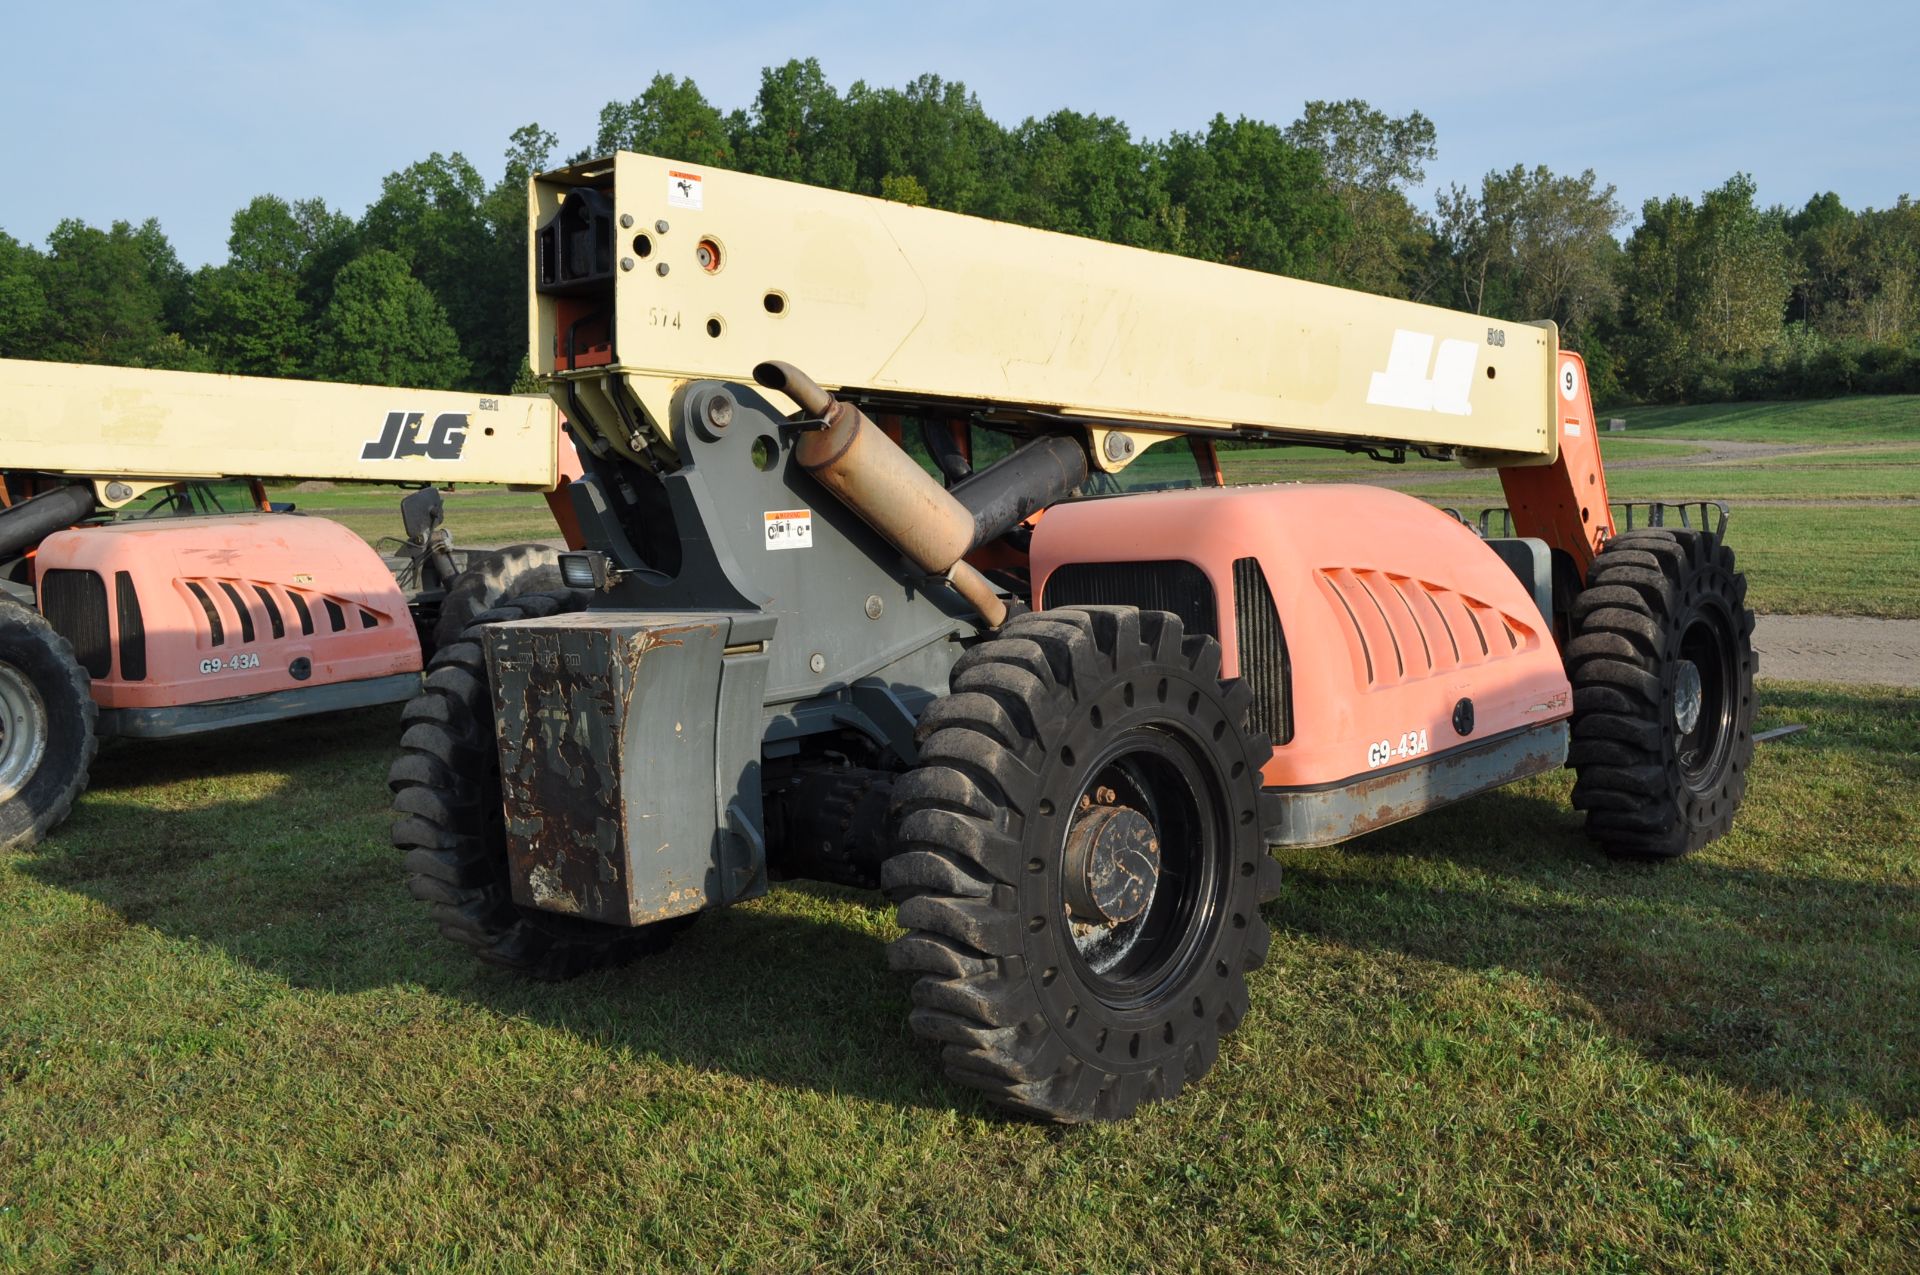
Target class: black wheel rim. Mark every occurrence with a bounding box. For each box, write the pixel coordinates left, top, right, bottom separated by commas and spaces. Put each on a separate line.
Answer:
1675, 604, 1737, 793
1055, 724, 1227, 1011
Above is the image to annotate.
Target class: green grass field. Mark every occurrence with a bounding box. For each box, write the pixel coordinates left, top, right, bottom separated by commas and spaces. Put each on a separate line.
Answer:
1702, 508, 1920, 618
1217, 435, 1708, 486
1751, 445, 1920, 466
2, 684, 1915, 1271
266, 482, 563, 548
1215, 396, 1920, 618
1384, 506, 1920, 619
1605, 396, 1920, 443
7, 395, 1918, 1269
269, 397, 1918, 620
1401, 462, 1920, 504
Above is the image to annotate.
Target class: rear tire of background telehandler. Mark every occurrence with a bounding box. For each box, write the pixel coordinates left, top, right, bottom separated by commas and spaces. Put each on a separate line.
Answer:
1566, 528, 1756, 858
430, 544, 564, 652
389, 589, 690, 979
0, 598, 96, 852
885, 606, 1282, 1122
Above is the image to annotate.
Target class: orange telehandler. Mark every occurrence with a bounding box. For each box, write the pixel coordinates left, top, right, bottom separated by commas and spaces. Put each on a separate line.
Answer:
0, 359, 583, 849
388, 153, 1757, 1121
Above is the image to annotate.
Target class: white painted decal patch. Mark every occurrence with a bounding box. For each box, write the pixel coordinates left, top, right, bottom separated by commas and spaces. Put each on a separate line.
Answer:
1366, 329, 1477, 417
763, 508, 812, 550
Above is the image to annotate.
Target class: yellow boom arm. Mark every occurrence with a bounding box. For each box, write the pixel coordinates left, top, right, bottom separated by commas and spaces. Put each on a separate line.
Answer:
0, 359, 563, 500
530, 152, 1560, 470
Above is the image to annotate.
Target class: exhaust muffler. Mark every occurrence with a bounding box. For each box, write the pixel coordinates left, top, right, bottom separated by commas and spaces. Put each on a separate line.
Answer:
754, 361, 1008, 628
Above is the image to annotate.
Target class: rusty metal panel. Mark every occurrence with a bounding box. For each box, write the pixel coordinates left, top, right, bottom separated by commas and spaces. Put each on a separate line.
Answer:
484, 610, 739, 925
1264, 721, 1568, 849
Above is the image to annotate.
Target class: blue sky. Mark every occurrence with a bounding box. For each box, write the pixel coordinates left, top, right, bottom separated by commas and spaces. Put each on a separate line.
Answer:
2, 0, 1913, 267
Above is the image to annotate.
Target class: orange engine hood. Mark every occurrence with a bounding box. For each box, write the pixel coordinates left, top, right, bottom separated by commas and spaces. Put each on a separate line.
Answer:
35, 513, 422, 710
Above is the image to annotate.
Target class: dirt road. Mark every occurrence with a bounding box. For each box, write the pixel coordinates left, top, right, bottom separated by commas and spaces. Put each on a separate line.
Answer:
1754, 615, 1919, 687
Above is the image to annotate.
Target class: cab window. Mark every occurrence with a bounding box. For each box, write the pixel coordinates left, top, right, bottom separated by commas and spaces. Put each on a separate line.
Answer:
113, 481, 261, 520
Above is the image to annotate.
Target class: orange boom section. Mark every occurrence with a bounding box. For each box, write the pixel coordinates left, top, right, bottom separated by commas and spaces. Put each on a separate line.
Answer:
1030, 484, 1572, 790
1497, 350, 1616, 578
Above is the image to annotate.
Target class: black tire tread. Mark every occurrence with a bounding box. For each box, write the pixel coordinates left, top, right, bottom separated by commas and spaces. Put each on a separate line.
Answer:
430, 543, 566, 652
0, 599, 97, 852
1565, 529, 1757, 859
886, 606, 1281, 1122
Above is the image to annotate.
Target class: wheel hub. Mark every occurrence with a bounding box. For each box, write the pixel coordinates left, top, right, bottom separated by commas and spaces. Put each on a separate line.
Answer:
1672, 659, 1704, 735
1062, 800, 1160, 926
0, 661, 49, 804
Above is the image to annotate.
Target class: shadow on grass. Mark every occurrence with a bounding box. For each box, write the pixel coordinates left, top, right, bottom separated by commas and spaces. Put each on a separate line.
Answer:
24, 709, 962, 1115
1275, 773, 1919, 1122
22, 690, 1919, 1120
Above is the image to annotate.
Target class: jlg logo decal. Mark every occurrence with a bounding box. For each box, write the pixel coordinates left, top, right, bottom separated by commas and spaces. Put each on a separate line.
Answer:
1366, 329, 1477, 416
361, 411, 467, 461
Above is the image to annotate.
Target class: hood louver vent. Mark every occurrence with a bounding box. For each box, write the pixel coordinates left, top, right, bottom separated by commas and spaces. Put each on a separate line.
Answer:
1319, 566, 1534, 690
178, 578, 390, 649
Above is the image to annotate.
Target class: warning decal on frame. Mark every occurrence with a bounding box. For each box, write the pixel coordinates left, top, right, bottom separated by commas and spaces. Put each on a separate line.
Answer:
764, 508, 812, 550
667, 170, 704, 210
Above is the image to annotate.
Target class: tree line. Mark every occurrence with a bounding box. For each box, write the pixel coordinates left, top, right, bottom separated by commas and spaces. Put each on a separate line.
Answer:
2, 59, 1915, 407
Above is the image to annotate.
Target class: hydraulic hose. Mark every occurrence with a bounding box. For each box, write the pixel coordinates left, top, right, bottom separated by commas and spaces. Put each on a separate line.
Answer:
0, 484, 99, 560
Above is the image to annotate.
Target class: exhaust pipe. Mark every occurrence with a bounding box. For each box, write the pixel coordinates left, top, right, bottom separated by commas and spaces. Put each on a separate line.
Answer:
754, 361, 1008, 628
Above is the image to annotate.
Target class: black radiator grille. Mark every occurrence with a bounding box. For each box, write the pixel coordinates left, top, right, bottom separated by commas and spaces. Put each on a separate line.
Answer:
40, 568, 111, 678
1232, 556, 1293, 744
1042, 560, 1217, 640
115, 571, 147, 681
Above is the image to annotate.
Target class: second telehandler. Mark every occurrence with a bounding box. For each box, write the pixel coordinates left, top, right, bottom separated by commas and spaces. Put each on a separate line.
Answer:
0, 359, 584, 849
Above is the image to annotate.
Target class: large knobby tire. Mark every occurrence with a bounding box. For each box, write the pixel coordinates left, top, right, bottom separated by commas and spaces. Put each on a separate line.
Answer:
1566, 528, 1757, 858
389, 589, 687, 978
885, 606, 1282, 1123
0, 599, 96, 852
430, 543, 564, 652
